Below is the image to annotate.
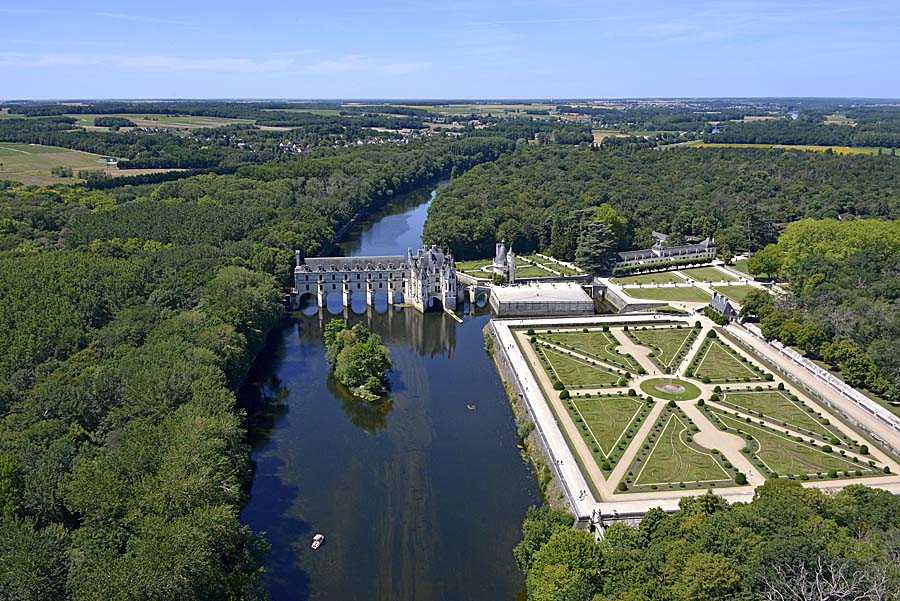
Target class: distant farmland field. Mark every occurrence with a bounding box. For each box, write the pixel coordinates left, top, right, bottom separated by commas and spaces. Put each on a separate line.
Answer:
0, 143, 114, 185
0, 143, 180, 186
693, 142, 884, 155
69, 113, 253, 130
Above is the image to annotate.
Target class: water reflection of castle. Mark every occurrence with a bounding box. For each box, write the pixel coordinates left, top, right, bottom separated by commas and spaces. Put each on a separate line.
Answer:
303, 304, 461, 359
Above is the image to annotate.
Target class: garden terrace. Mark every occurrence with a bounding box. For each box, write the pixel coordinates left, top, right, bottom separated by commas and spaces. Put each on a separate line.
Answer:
621, 286, 712, 302
564, 393, 653, 469
534, 343, 628, 389
716, 389, 843, 441
679, 266, 738, 282
625, 406, 739, 493
626, 325, 699, 373
536, 329, 642, 373
687, 335, 771, 383
706, 408, 883, 480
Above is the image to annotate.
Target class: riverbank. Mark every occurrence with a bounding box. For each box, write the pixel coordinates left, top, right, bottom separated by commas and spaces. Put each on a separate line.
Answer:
486, 325, 570, 511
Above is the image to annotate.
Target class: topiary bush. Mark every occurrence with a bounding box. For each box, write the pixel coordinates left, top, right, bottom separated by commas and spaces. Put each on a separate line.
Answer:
560, 390, 570, 400
735, 472, 747, 485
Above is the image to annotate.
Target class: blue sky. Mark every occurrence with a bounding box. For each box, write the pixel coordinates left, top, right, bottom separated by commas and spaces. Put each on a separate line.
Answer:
1, 0, 898, 99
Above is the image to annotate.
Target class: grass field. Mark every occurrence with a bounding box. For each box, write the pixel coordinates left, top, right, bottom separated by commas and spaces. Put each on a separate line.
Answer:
539, 330, 641, 372
540, 347, 624, 389
694, 143, 884, 156
622, 286, 711, 302
711, 285, 756, 304
0, 143, 112, 185
730, 259, 751, 275
712, 410, 868, 477
68, 113, 253, 130
692, 338, 768, 382
571, 395, 647, 461
680, 266, 737, 282
612, 272, 684, 285
633, 412, 731, 487
720, 391, 838, 439
456, 259, 493, 275
629, 327, 697, 370
517, 255, 581, 277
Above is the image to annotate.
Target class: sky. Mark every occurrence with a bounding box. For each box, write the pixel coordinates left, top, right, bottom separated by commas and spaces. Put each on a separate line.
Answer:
1, 0, 898, 100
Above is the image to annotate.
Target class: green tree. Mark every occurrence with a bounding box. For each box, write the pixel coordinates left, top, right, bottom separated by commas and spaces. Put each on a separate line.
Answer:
748, 244, 784, 279
527, 528, 603, 601
574, 221, 615, 274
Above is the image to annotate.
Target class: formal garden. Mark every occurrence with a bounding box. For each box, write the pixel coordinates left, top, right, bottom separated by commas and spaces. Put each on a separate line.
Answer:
686, 332, 771, 383
611, 272, 685, 285
534, 343, 627, 389
705, 407, 886, 480
564, 392, 652, 469
514, 319, 893, 499
536, 328, 642, 373
715, 389, 842, 440
679, 266, 738, 282
621, 286, 712, 302
626, 324, 699, 373
624, 406, 741, 492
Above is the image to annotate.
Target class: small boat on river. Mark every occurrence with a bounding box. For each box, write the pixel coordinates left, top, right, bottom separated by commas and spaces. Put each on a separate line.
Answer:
311, 533, 325, 550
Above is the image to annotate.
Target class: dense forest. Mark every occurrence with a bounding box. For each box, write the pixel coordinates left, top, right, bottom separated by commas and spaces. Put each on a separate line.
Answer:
517, 480, 900, 600
423, 145, 900, 261
704, 113, 900, 148
742, 219, 900, 404
0, 124, 523, 598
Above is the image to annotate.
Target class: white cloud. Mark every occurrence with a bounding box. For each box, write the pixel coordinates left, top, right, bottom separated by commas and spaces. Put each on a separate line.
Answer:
93, 12, 191, 26
0, 52, 291, 73
0, 51, 429, 77
304, 54, 429, 75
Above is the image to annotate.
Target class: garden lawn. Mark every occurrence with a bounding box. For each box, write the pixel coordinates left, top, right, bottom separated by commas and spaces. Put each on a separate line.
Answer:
713, 411, 867, 477
680, 266, 738, 282
541, 347, 624, 388
731, 259, 752, 275
629, 327, 696, 370
712, 285, 757, 304
693, 339, 768, 382
456, 259, 493, 275
633, 412, 731, 486
721, 391, 839, 439
540, 330, 641, 372
612, 272, 684, 285
572, 395, 646, 459
622, 287, 711, 302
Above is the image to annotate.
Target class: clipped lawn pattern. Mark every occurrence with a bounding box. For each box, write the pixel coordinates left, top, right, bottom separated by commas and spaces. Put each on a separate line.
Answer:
541, 346, 624, 389
712, 410, 869, 477
540, 330, 641, 372
680, 266, 738, 282
633, 412, 731, 486
711, 285, 756, 304
693, 338, 769, 382
571, 395, 646, 459
621, 286, 712, 302
629, 326, 697, 370
721, 391, 839, 439
612, 272, 684, 285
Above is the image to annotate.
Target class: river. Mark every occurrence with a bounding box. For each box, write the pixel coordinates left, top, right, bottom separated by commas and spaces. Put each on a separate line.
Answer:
239, 182, 541, 601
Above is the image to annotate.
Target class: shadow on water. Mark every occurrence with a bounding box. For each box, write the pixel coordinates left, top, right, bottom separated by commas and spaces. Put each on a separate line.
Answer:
239, 182, 540, 601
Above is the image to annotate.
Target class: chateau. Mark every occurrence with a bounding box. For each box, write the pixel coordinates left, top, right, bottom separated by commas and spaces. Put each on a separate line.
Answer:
613, 237, 717, 268
293, 245, 459, 312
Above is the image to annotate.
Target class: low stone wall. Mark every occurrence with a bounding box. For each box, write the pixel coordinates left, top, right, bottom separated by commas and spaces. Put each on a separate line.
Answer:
603, 287, 668, 313
738, 323, 900, 433
487, 322, 578, 515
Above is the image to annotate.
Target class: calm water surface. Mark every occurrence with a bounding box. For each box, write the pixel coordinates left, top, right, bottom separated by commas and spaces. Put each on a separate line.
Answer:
239, 183, 541, 600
